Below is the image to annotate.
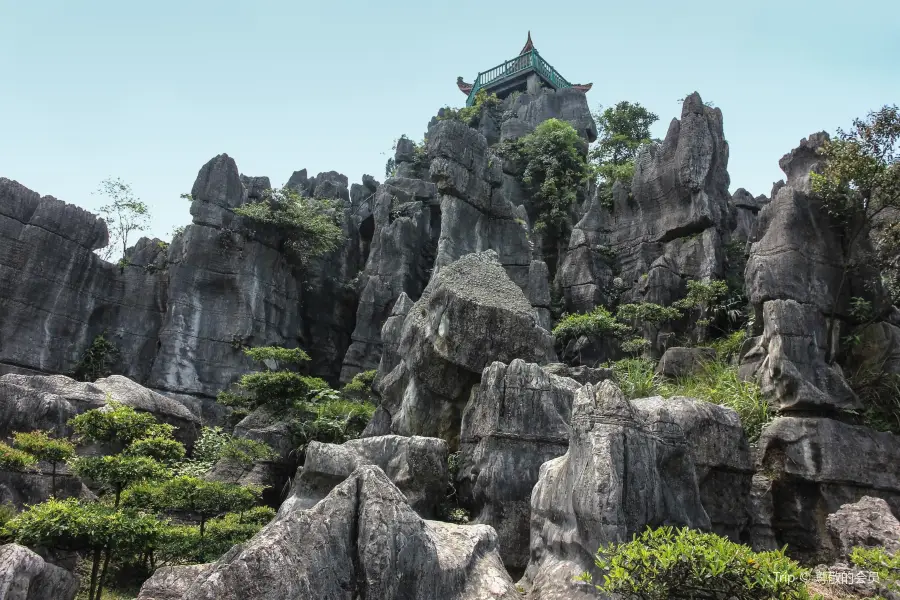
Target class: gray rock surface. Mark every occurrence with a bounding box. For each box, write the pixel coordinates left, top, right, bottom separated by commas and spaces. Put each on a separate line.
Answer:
0, 544, 78, 600
372, 251, 555, 446
630, 396, 753, 541
281, 435, 448, 518
555, 93, 732, 334
457, 360, 581, 570
0, 467, 88, 509
655, 346, 717, 379
0, 373, 199, 447
499, 86, 597, 143
756, 416, 900, 561
826, 496, 900, 561
137, 564, 214, 600
138, 465, 520, 600
522, 381, 710, 599
729, 187, 769, 242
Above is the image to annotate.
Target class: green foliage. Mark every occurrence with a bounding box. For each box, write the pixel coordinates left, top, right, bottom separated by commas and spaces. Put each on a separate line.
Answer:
673, 279, 730, 313
620, 337, 651, 355
590, 101, 659, 206
552, 306, 630, 345
233, 186, 345, 265
0, 502, 16, 535
850, 546, 900, 593
848, 296, 876, 322
157, 506, 275, 565
611, 356, 771, 441
70, 455, 169, 505
290, 398, 376, 450
439, 90, 500, 127
95, 177, 151, 263
6, 498, 162, 600
236, 371, 326, 413
69, 400, 172, 447
0, 442, 37, 472
615, 303, 682, 326
124, 436, 185, 463
341, 369, 378, 403
175, 426, 271, 477
500, 118, 590, 241
73, 333, 119, 382
847, 362, 900, 434
811, 105, 900, 305
710, 330, 748, 361
581, 526, 813, 599
244, 346, 311, 365
12, 431, 74, 465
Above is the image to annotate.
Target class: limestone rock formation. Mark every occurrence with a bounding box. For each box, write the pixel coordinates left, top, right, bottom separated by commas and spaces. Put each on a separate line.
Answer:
630, 396, 753, 541
340, 178, 439, 382
655, 346, 717, 379
0, 544, 78, 600
136, 564, 214, 600
522, 381, 710, 599
755, 417, 900, 560
457, 359, 581, 570
826, 496, 900, 560
281, 435, 448, 518
0, 468, 88, 509
370, 251, 555, 446
500, 86, 598, 144
0, 373, 199, 447
555, 93, 733, 341
729, 187, 769, 243
137, 465, 520, 600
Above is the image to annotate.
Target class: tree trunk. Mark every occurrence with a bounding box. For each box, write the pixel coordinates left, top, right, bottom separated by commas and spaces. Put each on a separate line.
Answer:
50, 462, 57, 497
96, 546, 112, 600
88, 546, 102, 600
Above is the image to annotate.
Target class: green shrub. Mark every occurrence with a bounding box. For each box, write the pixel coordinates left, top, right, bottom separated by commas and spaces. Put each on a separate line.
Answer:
341, 369, 378, 402
233, 187, 344, 265
73, 333, 119, 382
847, 362, 900, 434
615, 303, 682, 327
850, 546, 900, 593
580, 526, 814, 599
612, 358, 659, 399
0, 442, 37, 472
69, 400, 173, 447
157, 506, 275, 565
710, 329, 748, 361
553, 306, 630, 345
125, 435, 186, 463
290, 398, 376, 450
243, 346, 310, 364
70, 455, 169, 506
12, 431, 76, 494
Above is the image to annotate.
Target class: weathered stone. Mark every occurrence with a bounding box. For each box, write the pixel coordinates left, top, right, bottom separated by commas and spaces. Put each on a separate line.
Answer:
541, 362, 612, 386
826, 496, 900, 561
655, 346, 717, 379
374, 251, 555, 446
630, 396, 753, 541
138, 466, 519, 600
137, 564, 215, 600
0, 374, 199, 448
232, 405, 294, 462
281, 435, 448, 518
0, 466, 89, 509
730, 187, 768, 242
522, 381, 710, 599
756, 416, 900, 561
499, 86, 597, 143
0, 544, 78, 600
340, 178, 439, 382
457, 359, 581, 570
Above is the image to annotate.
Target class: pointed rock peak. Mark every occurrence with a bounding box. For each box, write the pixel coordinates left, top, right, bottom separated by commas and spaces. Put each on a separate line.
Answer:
392, 292, 415, 316
191, 154, 245, 208
574, 380, 634, 423
681, 91, 706, 117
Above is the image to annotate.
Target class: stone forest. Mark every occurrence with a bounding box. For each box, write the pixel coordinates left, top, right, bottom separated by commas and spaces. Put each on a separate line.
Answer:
0, 34, 899, 600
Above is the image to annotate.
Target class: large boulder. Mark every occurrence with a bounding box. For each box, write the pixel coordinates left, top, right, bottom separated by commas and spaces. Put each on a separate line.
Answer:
522, 381, 710, 599
826, 496, 900, 560
457, 359, 581, 570
655, 346, 717, 379
281, 435, 448, 518
0, 373, 199, 447
0, 544, 78, 600
630, 396, 753, 541
371, 251, 555, 446
137, 465, 520, 600
755, 417, 900, 561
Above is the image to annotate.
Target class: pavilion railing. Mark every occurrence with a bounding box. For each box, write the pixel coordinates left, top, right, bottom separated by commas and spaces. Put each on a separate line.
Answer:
466, 49, 571, 106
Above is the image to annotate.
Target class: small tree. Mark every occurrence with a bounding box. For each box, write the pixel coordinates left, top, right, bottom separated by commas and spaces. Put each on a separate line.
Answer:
69, 400, 173, 448
591, 101, 659, 206
580, 526, 814, 600
0, 442, 37, 472
70, 455, 169, 507
94, 177, 151, 263
233, 187, 344, 265
12, 431, 75, 495
72, 333, 119, 382
6, 498, 161, 600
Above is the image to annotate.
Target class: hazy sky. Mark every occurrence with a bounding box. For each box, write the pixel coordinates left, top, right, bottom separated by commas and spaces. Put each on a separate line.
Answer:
2, 0, 898, 242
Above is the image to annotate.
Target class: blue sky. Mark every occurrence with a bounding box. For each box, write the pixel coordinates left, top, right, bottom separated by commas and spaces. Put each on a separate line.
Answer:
2, 0, 898, 242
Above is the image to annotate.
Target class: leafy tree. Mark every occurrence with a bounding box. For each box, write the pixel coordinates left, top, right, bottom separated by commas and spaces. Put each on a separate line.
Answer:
5, 498, 161, 600
341, 369, 379, 403
156, 506, 275, 565
811, 104, 900, 306
70, 455, 169, 507
12, 431, 75, 495
73, 333, 119, 382
124, 435, 186, 463
499, 119, 590, 242
233, 186, 344, 265
579, 526, 814, 599
175, 427, 274, 477
0, 442, 37, 472
69, 400, 172, 448
673, 279, 730, 341
590, 101, 658, 205
552, 306, 630, 345
94, 177, 151, 262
